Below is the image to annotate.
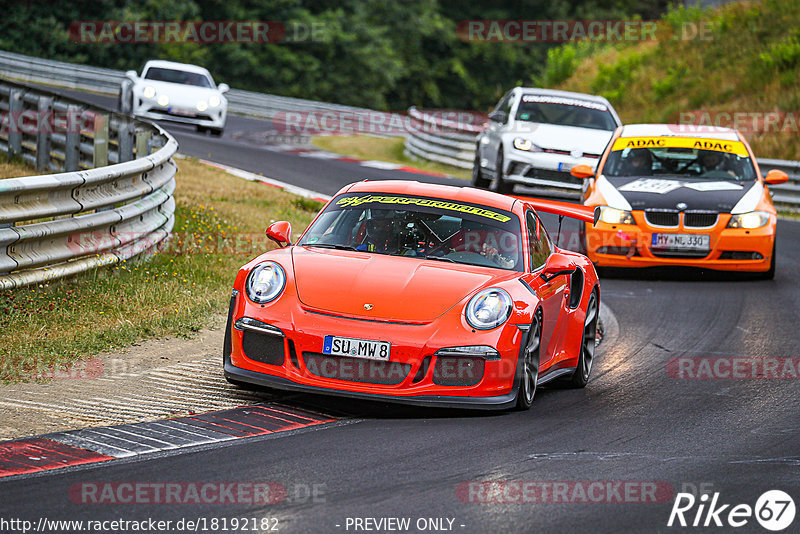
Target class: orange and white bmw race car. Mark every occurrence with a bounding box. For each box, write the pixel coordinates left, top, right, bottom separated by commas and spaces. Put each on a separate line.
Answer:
571, 124, 789, 278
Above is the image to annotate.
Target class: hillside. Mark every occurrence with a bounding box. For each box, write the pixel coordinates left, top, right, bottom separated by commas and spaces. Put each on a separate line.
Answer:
548, 0, 800, 160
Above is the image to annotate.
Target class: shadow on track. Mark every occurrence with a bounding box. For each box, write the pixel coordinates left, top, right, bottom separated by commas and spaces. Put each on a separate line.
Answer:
237, 383, 569, 421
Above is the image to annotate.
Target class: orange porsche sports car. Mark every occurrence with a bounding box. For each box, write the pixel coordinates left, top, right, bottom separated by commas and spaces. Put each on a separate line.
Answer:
224, 181, 601, 410
572, 124, 789, 278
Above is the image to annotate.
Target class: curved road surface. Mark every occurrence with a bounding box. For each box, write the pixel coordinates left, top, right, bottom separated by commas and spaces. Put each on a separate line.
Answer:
2, 90, 799, 533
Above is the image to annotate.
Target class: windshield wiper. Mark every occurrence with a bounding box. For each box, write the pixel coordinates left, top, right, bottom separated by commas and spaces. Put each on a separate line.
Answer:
304, 243, 357, 251
424, 255, 456, 263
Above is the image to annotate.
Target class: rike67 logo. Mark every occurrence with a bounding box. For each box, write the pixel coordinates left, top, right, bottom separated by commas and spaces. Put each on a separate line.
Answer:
668, 490, 795, 531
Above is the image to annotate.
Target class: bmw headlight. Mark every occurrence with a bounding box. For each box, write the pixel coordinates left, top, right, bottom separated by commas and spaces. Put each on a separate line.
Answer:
597, 206, 635, 225
513, 137, 540, 152
196, 100, 208, 112
727, 211, 770, 229
246, 262, 286, 304
208, 95, 221, 108
465, 288, 513, 330
143, 86, 156, 99
157, 94, 169, 107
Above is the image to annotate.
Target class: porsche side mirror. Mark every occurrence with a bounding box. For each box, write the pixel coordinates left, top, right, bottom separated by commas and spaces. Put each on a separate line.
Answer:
266, 221, 292, 247
125, 70, 138, 80
488, 110, 507, 123
218, 83, 230, 93
540, 253, 576, 282
764, 169, 789, 185
571, 164, 594, 179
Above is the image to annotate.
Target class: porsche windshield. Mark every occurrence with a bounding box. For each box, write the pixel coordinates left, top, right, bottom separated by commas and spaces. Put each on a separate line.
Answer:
604, 146, 758, 181
299, 193, 523, 271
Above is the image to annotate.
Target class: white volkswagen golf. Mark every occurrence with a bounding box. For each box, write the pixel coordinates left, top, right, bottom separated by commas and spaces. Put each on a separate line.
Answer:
473, 88, 621, 195
120, 60, 229, 136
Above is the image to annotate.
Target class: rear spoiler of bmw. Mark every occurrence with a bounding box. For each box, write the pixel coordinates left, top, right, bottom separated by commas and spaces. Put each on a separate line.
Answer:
513, 196, 600, 225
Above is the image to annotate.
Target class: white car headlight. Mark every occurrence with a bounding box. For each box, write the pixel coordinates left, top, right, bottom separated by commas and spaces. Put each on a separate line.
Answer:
143, 86, 156, 99
196, 100, 208, 112
513, 137, 540, 152
246, 262, 286, 304
157, 94, 169, 107
727, 211, 770, 229
598, 206, 635, 225
208, 95, 221, 108
465, 288, 512, 330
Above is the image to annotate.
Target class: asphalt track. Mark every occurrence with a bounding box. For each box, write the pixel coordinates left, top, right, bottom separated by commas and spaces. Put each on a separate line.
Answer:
2, 89, 800, 533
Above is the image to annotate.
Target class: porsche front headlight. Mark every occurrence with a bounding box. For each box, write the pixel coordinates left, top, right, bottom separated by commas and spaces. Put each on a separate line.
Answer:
208, 95, 221, 108
196, 100, 208, 112
157, 94, 169, 107
143, 86, 156, 99
597, 206, 635, 225
727, 211, 770, 229
465, 288, 512, 330
246, 262, 286, 304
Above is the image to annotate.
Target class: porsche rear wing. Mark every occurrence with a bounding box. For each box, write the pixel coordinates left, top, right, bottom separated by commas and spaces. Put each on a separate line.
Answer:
513, 196, 600, 225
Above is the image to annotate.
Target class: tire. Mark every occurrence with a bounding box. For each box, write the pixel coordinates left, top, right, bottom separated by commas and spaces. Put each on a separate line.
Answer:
210, 127, 224, 137
490, 149, 514, 195
568, 288, 598, 388
472, 148, 490, 189
515, 308, 542, 410
196, 125, 208, 134
759, 239, 776, 280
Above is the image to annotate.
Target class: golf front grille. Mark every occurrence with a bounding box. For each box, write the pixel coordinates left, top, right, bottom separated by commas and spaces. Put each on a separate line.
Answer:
302, 353, 411, 385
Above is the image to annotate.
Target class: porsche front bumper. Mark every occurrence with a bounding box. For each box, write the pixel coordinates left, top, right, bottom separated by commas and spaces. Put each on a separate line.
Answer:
222, 291, 529, 410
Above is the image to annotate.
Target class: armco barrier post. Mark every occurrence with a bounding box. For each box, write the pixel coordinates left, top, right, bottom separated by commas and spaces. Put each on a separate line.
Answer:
64, 104, 80, 171
7, 88, 22, 157
118, 118, 135, 163
135, 129, 151, 157
93, 113, 108, 168
35, 95, 52, 171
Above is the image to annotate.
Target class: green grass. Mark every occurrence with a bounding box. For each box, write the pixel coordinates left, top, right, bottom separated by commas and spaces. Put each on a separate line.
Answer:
552, 0, 800, 160
312, 134, 471, 180
0, 157, 321, 381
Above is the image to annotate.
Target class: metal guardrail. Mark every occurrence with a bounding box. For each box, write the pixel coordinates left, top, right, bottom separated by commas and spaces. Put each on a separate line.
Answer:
0, 49, 381, 121
755, 158, 800, 212
404, 107, 479, 170
0, 78, 177, 289
405, 106, 800, 210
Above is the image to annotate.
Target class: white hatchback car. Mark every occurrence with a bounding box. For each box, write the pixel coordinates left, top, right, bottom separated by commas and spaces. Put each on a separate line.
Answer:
473, 88, 621, 195
120, 60, 229, 136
